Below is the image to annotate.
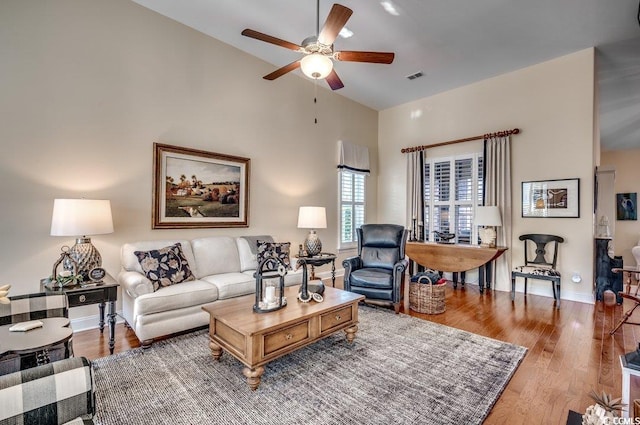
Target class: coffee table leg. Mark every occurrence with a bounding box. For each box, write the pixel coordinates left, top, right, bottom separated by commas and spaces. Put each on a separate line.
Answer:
344, 325, 358, 343
243, 366, 265, 391
209, 339, 223, 360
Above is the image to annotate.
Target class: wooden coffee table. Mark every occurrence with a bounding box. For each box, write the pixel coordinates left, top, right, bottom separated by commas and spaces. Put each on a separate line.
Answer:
202, 285, 365, 390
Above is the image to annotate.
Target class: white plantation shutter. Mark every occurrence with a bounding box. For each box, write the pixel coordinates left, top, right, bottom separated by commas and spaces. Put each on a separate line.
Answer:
455, 158, 473, 244
424, 154, 483, 244
340, 171, 366, 248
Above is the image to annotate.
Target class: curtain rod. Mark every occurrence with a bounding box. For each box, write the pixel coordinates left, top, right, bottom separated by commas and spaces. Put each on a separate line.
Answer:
400, 128, 520, 153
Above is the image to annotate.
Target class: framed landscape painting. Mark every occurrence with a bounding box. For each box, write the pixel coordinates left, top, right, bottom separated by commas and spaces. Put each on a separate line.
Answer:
153, 143, 250, 228
521, 178, 580, 218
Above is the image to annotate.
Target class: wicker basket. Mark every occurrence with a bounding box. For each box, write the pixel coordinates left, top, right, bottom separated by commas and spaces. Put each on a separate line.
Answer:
409, 278, 446, 314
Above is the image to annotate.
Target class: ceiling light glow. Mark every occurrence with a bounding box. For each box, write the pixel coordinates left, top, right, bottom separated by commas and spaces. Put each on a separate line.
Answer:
380, 1, 400, 16
339, 27, 354, 38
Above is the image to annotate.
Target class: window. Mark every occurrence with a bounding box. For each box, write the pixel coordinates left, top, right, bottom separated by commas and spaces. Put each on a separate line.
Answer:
423, 153, 483, 244
339, 170, 366, 249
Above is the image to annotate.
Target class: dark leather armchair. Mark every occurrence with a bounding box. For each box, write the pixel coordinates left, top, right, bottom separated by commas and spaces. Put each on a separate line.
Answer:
343, 224, 409, 313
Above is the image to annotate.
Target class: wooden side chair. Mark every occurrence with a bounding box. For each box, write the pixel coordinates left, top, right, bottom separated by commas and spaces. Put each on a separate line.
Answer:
511, 234, 564, 308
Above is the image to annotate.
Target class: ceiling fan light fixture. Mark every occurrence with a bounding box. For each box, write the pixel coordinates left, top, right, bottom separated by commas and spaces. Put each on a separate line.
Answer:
301, 53, 333, 80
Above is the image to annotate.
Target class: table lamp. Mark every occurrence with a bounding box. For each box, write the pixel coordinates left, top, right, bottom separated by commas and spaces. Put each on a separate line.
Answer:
297, 206, 327, 256
50, 199, 114, 280
476, 206, 502, 247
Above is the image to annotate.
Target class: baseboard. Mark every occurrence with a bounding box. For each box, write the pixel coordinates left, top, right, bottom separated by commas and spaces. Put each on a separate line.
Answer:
70, 311, 125, 333
509, 286, 595, 304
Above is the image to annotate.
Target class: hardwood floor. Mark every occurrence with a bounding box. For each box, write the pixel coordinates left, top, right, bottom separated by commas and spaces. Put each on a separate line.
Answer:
72, 278, 640, 424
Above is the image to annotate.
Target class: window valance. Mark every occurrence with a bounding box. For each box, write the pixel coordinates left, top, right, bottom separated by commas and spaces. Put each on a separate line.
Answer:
337, 140, 370, 175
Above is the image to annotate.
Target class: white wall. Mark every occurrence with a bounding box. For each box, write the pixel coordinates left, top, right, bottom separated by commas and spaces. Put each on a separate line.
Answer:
378, 49, 597, 303
0, 0, 378, 321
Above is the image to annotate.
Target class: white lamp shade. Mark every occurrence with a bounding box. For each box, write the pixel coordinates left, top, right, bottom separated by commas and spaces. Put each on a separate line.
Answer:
300, 53, 333, 79
297, 206, 327, 229
476, 206, 502, 227
51, 199, 114, 236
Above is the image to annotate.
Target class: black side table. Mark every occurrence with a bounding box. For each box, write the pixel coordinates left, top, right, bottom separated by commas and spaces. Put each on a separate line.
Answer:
0, 317, 73, 373
41, 273, 118, 354
296, 253, 337, 287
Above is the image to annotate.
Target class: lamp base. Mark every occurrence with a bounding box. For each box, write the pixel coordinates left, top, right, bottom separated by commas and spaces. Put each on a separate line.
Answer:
67, 237, 102, 281
479, 227, 497, 248
304, 230, 322, 257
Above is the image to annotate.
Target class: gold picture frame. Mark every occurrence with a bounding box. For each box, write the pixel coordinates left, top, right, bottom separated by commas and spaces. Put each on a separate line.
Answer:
153, 143, 250, 228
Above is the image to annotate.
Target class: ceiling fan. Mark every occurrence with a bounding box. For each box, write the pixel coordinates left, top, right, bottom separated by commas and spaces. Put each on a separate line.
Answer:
241, 1, 395, 90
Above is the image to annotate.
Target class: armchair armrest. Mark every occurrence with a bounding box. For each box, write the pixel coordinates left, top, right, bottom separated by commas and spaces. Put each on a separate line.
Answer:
342, 256, 363, 272
342, 256, 363, 291
117, 270, 153, 298
0, 357, 95, 425
394, 257, 409, 275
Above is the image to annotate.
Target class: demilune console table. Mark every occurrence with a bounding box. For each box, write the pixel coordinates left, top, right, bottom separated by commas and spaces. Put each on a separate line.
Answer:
41, 273, 119, 354
405, 242, 508, 293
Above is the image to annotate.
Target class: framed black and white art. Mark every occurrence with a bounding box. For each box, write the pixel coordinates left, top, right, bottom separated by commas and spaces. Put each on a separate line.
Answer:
521, 178, 580, 218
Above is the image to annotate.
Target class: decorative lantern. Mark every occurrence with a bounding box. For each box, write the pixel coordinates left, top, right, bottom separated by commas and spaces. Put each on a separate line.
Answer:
50, 246, 82, 288
254, 257, 287, 313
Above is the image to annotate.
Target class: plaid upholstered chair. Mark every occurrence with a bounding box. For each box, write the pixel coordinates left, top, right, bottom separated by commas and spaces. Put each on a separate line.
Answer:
0, 292, 72, 375
0, 356, 96, 425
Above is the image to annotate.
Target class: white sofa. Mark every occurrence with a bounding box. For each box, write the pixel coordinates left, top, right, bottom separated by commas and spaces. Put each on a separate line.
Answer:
118, 236, 302, 347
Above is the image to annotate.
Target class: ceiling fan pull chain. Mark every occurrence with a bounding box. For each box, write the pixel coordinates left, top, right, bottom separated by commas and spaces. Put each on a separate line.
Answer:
314, 80, 318, 124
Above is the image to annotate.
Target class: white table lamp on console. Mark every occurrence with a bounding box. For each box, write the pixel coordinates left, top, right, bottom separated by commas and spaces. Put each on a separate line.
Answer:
476, 206, 502, 248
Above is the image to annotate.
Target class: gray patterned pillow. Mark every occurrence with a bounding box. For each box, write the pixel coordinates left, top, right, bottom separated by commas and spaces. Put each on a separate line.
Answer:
134, 243, 195, 291
257, 241, 291, 270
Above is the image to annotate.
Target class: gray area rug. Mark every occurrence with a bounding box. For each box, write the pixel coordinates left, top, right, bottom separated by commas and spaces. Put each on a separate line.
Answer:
92, 306, 526, 425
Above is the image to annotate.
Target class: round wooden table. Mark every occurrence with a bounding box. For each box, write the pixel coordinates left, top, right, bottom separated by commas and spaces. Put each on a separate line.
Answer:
0, 317, 72, 367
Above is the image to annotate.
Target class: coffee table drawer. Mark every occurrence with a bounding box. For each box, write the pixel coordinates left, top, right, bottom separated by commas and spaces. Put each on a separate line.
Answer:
263, 321, 310, 356
320, 306, 353, 333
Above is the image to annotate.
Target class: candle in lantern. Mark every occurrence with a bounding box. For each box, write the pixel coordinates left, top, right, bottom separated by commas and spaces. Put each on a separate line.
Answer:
265, 286, 276, 303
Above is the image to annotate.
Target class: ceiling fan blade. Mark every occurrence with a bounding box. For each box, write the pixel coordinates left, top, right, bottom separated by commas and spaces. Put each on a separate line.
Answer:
326, 69, 344, 90
263, 61, 301, 80
335, 51, 395, 64
241, 29, 302, 51
317, 4, 353, 46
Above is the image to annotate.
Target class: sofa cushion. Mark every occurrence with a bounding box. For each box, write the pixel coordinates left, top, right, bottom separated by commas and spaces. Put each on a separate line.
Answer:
122, 240, 196, 276
257, 241, 291, 270
191, 237, 241, 278
201, 272, 257, 300
237, 236, 273, 272
134, 280, 219, 316
134, 243, 195, 292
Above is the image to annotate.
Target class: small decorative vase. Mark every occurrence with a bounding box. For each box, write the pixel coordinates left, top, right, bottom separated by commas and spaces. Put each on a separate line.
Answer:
582, 404, 616, 425
304, 230, 322, 256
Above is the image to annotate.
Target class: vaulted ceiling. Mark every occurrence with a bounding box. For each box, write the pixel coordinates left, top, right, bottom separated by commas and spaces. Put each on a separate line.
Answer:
131, 0, 640, 150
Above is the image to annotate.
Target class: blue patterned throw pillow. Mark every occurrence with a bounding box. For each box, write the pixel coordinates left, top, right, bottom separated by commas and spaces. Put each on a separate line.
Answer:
257, 241, 291, 271
134, 243, 195, 291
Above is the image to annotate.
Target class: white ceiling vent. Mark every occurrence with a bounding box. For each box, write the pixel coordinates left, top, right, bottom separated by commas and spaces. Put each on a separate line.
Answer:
406, 71, 424, 80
